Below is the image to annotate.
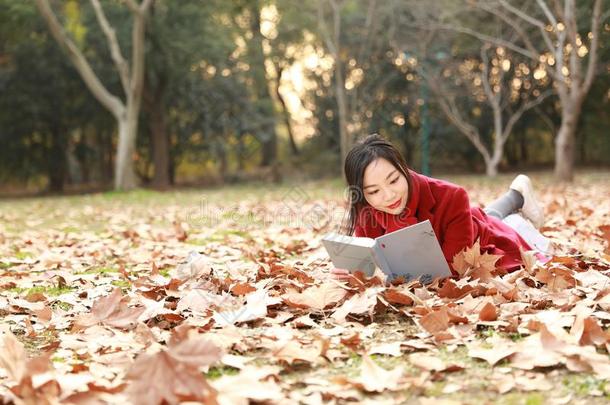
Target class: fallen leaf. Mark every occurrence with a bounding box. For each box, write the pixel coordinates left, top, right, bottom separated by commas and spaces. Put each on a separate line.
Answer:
283, 282, 347, 311
350, 354, 405, 392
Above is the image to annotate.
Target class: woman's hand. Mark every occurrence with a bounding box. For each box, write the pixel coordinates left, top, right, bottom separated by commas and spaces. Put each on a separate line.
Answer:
330, 267, 353, 282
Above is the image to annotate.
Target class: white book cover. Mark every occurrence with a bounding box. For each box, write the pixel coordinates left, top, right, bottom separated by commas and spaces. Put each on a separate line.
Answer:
322, 220, 451, 283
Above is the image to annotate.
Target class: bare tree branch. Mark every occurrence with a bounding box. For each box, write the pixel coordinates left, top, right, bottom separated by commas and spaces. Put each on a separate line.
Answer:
503, 89, 554, 141
476, 2, 542, 59
123, 0, 139, 14
498, 0, 556, 53
317, 1, 338, 56
480, 45, 500, 109
536, 0, 560, 27
90, 0, 130, 95
34, 0, 124, 118
582, 0, 602, 95
423, 22, 539, 61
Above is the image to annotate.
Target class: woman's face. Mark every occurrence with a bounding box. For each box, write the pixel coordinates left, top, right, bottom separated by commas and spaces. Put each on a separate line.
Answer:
362, 158, 409, 214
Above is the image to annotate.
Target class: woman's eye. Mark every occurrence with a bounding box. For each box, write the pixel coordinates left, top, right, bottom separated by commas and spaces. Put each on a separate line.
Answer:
368, 190, 378, 195
390, 177, 399, 184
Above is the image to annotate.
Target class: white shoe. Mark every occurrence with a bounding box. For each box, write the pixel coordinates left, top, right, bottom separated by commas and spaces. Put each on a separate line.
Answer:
509, 174, 544, 229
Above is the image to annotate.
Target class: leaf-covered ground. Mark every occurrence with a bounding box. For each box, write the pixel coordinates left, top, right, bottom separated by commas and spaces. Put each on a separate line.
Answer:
1, 171, 610, 405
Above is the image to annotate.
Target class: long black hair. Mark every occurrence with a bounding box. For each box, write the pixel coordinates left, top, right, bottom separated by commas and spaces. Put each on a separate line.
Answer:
341, 134, 413, 235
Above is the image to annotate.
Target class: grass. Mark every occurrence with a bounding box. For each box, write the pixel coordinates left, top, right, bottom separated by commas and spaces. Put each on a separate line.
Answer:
205, 365, 241, 380
7, 285, 75, 297
80, 266, 120, 275
1, 170, 609, 403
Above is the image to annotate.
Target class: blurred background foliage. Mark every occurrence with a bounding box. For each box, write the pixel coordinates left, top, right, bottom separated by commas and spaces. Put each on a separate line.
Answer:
0, 0, 608, 194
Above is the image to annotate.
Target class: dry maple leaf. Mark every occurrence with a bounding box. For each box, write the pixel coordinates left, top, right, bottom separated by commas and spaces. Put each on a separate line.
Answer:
331, 288, 379, 323
126, 336, 222, 405
282, 282, 347, 310
272, 337, 329, 365
570, 315, 610, 346
211, 365, 284, 405
0, 332, 57, 404
409, 352, 448, 372
349, 354, 405, 392
478, 301, 498, 322
451, 240, 502, 281
467, 336, 517, 366
419, 306, 450, 334
73, 287, 145, 331
535, 266, 576, 291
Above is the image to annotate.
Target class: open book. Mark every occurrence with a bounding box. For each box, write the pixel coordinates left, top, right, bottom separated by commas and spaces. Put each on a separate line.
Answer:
322, 220, 451, 283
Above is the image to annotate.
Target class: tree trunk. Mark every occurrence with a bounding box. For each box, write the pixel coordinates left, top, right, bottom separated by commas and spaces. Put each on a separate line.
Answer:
485, 155, 499, 177
35, 0, 152, 191
144, 74, 170, 189
336, 61, 349, 165
115, 114, 138, 190
274, 66, 299, 156
247, 0, 277, 167
554, 101, 581, 182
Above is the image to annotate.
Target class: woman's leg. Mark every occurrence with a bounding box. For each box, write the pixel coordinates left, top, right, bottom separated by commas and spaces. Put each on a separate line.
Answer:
502, 213, 552, 254
485, 174, 545, 228
484, 189, 524, 220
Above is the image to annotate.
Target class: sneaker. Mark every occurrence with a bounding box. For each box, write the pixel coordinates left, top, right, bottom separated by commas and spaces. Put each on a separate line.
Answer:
509, 174, 544, 228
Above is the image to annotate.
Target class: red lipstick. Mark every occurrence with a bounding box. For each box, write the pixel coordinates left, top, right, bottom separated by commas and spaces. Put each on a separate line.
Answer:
387, 197, 402, 209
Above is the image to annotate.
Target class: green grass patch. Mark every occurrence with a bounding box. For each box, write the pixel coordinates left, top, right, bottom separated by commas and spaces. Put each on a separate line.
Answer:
80, 266, 120, 275
188, 229, 253, 244
205, 365, 240, 380
7, 285, 74, 296
13, 250, 33, 260
51, 301, 73, 311
562, 374, 609, 397
111, 279, 131, 288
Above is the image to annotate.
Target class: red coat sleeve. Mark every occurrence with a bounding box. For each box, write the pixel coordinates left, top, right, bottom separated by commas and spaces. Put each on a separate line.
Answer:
440, 187, 475, 271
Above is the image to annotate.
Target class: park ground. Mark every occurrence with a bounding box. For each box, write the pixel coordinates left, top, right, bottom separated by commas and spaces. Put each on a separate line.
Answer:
1, 169, 610, 404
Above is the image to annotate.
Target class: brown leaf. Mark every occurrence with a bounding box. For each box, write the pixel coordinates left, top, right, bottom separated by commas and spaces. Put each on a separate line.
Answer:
383, 289, 414, 306
419, 307, 450, 334
352, 355, 405, 392
340, 333, 361, 350
478, 302, 498, 322
409, 352, 447, 371
570, 315, 610, 346
331, 289, 378, 323
467, 337, 517, 366
126, 336, 222, 405
73, 288, 145, 330
283, 282, 347, 310
437, 278, 475, 299
0, 332, 26, 382
0, 332, 54, 404
535, 266, 575, 290
272, 338, 328, 364
451, 240, 502, 281
230, 282, 257, 296
168, 336, 224, 368
173, 221, 188, 242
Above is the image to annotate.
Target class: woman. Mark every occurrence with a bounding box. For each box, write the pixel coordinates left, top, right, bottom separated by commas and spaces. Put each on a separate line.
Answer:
331, 134, 550, 282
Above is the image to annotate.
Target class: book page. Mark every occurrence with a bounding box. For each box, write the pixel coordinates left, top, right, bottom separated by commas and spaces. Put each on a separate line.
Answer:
375, 220, 451, 282
321, 233, 378, 277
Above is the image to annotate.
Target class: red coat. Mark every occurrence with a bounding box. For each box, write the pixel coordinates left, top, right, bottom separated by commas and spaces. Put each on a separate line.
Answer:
354, 170, 532, 274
